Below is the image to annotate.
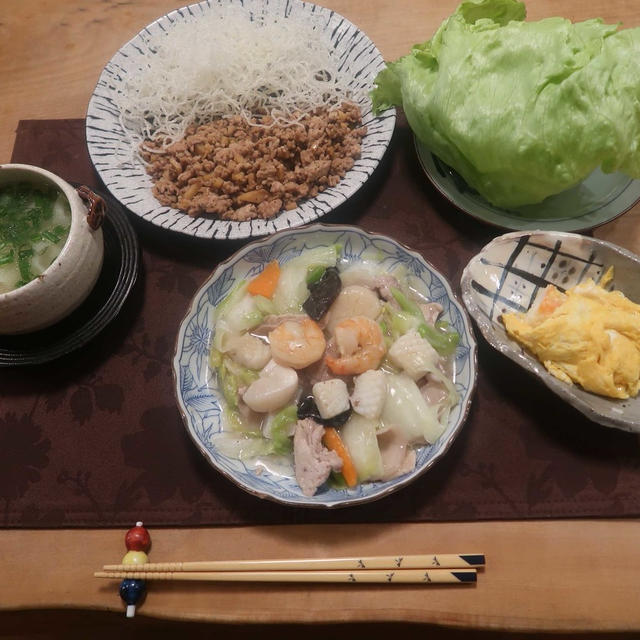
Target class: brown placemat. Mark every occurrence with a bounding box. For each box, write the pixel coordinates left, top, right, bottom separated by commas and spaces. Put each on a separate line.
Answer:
2, 118, 640, 528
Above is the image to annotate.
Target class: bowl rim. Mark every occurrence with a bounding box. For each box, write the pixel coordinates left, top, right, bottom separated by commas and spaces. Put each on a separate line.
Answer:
460, 229, 640, 433
172, 221, 479, 507
0, 163, 94, 301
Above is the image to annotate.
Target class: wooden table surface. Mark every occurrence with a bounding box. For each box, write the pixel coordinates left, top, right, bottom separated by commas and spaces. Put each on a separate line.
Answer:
2, 0, 640, 635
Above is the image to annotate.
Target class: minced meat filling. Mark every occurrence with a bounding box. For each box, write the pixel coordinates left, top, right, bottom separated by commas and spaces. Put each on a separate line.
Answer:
140, 101, 367, 220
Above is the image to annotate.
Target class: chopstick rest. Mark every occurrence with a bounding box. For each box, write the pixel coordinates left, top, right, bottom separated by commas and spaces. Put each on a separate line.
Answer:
118, 521, 152, 618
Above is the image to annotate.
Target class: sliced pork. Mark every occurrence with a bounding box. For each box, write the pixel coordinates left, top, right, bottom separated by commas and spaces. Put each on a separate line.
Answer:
293, 418, 342, 496
420, 302, 444, 326
378, 429, 416, 481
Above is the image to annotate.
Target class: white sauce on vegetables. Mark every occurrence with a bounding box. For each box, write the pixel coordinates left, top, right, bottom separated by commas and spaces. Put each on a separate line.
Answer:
210, 253, 460, 494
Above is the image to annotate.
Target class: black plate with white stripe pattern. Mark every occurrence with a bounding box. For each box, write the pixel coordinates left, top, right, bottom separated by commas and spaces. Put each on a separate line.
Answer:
0, 187, 139, 366
86, 0, 395, 240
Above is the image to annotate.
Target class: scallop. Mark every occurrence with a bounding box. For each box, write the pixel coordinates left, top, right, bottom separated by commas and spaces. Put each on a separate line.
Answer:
325, 285, 382, 333
242, 361, 298, 413
227, 333, 271, 370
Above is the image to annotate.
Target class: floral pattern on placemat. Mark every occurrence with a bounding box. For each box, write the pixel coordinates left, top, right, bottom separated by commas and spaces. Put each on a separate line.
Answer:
2, 118, 640, 528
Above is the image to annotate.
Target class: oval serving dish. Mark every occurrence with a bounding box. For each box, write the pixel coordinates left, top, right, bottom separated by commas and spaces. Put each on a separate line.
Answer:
173, 223, 478, 507
461, 230, 640, 433
0, 164, 105, 335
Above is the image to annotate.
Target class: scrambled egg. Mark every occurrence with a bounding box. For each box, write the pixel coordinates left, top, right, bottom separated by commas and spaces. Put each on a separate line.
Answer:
501, 269, 640, 399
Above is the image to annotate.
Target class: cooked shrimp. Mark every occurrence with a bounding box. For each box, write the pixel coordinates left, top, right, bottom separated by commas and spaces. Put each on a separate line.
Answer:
268, 317, 326, 369
325, 315, 386, 375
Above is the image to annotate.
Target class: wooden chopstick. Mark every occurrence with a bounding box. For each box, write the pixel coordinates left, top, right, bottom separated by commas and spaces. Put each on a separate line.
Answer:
102, 553, 485, 573
95, 568, 477, 584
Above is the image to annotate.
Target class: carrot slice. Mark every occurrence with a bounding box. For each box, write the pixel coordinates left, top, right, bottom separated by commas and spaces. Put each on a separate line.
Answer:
536, 285, 566, 316
247, 260, 280, 298
323, 426, 358, 488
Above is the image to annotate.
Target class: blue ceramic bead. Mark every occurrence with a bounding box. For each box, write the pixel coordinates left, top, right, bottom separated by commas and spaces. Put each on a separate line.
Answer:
119, 578, 146, 605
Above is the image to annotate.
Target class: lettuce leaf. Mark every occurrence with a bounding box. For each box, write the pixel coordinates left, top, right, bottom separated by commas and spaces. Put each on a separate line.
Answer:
372, 0, 640, 208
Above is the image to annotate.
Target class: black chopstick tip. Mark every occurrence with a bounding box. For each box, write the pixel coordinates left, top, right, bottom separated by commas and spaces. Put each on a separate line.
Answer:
460, 554, 485, 566
452, 571, 477, 583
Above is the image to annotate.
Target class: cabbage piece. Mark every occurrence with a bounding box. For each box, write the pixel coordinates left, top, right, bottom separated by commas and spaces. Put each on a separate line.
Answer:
212, 280, 246, 323
217, 405, 297, 459
418, 322, 460, 357
252, 294, 276, 316
388, 329, 440, 380
212, 281, 264, 352
263, 404, 297, 455
213, 432, 280, 460
339, 414, 384, 482
271, 245, 340, 314
424, 369, 460, 426
388, 287, 459, 355
381, 373, 445, 444
220, 404, 262, 434
372, 0, 640, 208
209, 348, 259, 410
381, 303, 421, 341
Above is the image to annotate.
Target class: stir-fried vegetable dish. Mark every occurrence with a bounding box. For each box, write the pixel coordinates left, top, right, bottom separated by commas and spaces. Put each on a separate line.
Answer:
209, 247, 460, 496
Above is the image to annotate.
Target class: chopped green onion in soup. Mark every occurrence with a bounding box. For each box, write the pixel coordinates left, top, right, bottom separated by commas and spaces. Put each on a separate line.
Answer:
0, 183, 71, 293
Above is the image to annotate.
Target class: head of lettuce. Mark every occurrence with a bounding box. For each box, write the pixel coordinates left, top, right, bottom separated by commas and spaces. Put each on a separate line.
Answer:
372, 0, 640, 209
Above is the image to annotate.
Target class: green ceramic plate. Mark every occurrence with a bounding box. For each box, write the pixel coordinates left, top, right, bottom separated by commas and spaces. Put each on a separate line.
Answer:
415, 138, 640, 232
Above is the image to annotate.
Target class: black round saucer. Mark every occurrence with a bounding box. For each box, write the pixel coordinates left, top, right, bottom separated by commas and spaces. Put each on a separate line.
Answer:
0, 186, 139, 366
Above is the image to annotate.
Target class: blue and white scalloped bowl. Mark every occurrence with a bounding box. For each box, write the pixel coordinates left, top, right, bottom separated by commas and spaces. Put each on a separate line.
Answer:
173, 224, 478, 507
